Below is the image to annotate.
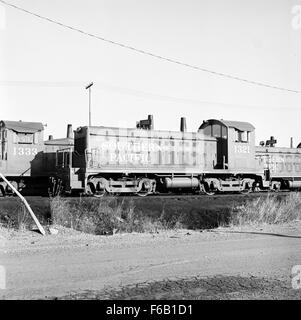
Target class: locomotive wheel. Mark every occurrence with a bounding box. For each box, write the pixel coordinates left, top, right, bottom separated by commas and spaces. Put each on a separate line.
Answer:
136, 179, 153, 197
270, 182, 281, 192
136, 187, 151, 197
87, 182, 106, 197
240, 183, 251, 194
136, 190, 150, 197
201, 183, 216, 196
94, 190, 106, 198
204, 190, 216, 196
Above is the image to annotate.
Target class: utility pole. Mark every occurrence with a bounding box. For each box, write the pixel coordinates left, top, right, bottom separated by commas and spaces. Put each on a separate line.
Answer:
85, 82, 93, 126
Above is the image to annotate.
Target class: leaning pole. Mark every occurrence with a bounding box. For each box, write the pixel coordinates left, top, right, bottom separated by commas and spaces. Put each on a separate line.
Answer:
0, 173, 46, 236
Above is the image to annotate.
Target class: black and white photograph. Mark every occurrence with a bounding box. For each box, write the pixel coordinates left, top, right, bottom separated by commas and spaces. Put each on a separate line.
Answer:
0, 0, 301, 307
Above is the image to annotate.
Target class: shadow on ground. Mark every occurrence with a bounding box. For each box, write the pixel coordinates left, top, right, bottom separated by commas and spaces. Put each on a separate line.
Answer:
47, 275, 301, 300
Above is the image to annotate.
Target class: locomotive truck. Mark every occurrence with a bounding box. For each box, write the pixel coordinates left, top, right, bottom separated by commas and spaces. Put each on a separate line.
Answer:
0, 116, 301, 197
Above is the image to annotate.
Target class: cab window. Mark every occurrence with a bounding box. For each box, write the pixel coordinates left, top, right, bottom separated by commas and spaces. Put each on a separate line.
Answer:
17, 133, 34, 144
235, 130, 249, 142
203, 125, 212, 136
212, 124, 221, 138
221, 126, 227, 139
203, 124, 228, 139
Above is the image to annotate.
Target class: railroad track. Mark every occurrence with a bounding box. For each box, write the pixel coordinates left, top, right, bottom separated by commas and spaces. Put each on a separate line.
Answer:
127, 190, 294, 200
0, 190, 295, 201
75, 189, 295, 200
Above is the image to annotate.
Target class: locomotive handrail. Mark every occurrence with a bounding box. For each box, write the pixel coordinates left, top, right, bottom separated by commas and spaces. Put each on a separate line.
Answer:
56, 147, 73, 168
19, 167, 31, 176
85, 149, 92, 166
56, 147, 73, 152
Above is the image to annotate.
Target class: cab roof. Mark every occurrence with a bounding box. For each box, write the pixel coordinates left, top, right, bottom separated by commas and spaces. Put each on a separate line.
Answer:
199, 119, 255, 132
44, 137, 74, 146
0, 120, 44, 133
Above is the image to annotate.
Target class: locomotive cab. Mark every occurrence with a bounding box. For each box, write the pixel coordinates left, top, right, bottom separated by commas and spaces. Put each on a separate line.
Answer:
199, 119, 256, 173
0, 120, 45, 195
199, 120, 228, 169
0, 120, 44, 175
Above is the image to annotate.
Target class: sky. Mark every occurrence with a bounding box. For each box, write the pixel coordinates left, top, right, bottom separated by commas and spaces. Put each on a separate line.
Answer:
0, 0, 301, 146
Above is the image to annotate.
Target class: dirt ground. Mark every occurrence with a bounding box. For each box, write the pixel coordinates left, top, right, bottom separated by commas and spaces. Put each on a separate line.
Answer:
1, 221, 301, 300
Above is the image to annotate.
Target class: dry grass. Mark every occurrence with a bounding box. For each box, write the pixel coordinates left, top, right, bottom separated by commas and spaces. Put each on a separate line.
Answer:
0, 200, 31, 231
231, 193, 301, 226
50, 196, 184, 235
4, 192, 300, 235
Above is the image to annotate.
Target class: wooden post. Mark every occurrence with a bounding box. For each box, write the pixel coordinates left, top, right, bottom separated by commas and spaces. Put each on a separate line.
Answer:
0, 173, 46, 236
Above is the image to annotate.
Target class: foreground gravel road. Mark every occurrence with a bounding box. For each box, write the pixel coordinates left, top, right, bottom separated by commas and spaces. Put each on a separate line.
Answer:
1, 223, 301, 300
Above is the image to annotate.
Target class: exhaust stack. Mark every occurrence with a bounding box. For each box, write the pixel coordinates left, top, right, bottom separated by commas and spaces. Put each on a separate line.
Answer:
48, 135, 53, 140
148, 115, 154, 130
290, 137, 294, 148
136, 115, 154, 130
180, 117, 187, 132
67, 124, 73, 139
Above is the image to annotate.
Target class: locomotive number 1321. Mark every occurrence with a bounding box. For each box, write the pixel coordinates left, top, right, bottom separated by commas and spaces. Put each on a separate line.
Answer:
234, 145, 250, 154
